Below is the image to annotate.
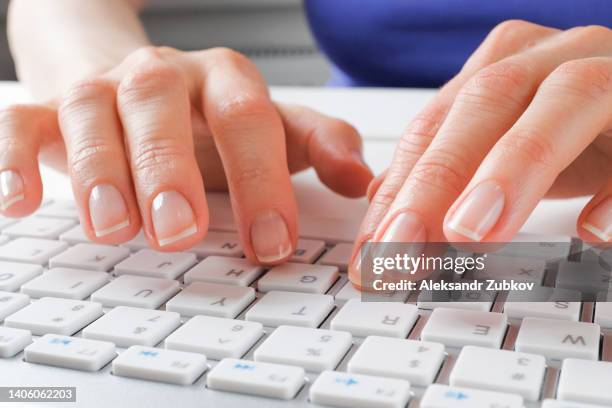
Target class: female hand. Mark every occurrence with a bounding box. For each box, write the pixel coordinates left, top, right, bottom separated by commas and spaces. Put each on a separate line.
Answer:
352, 21, 612, 285
0, 46, 372, 264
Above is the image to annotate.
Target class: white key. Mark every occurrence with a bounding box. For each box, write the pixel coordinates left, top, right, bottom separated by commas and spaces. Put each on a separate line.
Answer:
165, 315, 262, 359
542, 399, 610, 408
165, 282, 255, 318
206, 358, 305, 400
504, 287, 582, 321
82, 306, 180, 347
0, 215, 17, 230
3, 217, 76, 239
258, 263, 339, 294
91, 275, 180, 309
0, 235, 10, 246
189, 231, 243, 257
421, 308, 507, 348
330, 299, 418, 338
49, 243, 129, 272
420, 384, 523, 408
290, 239, 326, 263
0, 326, 31, 357
184, 256, 263, 286
334, 281, 409, 303
59, 225, 91, 245
114, 249, 197, 280
254, 325, 351, 372
450, 346, 545, 401
319, 243, 353, 272
0, 291, 29, 320
348, 336, 444, 386
515, 317, 600, 360
474, 254, 545, 284
557, 358, 612, 406
310, 370, 411, 408
5, 297, 102, 335
417, 283, 495, 312
25, 334, 115, 371
112, 345, 207, 385
35, 200, 78, 219
0, 238, 68, 264
120, 231, 150, 251
594, 301, 612, 328
245, 291, 334, 328
0, 262, 43, 291
299, 215, 358, 244
492, 233, 572, 261
20, 268, 109, 300
556, 261, 612, 297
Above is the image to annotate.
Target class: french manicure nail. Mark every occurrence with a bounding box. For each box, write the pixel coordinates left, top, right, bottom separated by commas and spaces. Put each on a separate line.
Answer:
0, 170, 24, 210
447, 180, 505, 241
89, 184, 130, 237
379, 211, 427, 243
582, 197, 612, 241
151, 190, 197, 246
251, 209, 292, 263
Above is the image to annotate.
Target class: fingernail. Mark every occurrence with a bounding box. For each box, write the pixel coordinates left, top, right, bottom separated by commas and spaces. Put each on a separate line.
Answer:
582, 197, 612, 241
250, 209, 292, 263
447, 180, 505, 241
89, 184, 130, 237
0, 170, 24, 210
379, 211, 426, 243
151, 190, 197, 246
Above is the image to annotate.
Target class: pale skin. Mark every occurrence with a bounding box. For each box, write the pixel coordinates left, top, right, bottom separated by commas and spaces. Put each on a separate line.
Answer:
4, 1, 612, 287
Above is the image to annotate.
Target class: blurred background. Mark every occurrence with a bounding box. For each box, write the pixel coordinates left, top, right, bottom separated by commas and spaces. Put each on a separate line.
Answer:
0, 0, 331, 85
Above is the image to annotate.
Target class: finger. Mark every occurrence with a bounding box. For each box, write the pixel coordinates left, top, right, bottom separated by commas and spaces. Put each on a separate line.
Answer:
195, 48, 297, 265
116, 49, 208, 250
367, 169, 388, 202
579, 178, 612, 243
278, 103, 373, 198
0, 105, 59, 216
444, 57, 612, 242
58, 79, 141, 243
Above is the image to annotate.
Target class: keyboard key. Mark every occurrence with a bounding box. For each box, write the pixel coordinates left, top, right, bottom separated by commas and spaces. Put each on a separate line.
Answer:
0, 291, 29, 320
0, 262, 42, 292
257, 263, 339, 294
0, 235, 10, 246
206, 358, 305, 400
542, 399, 610, 408
594, 301, 612, 328
417, 282, 495, 312
515, 317, 600, 360
112, 345, 207, 385
330, 299, 418, 338
0, 238, 68, 264
290, 239, 325, 263
82, 306, 180, 347
421, 308, 507, 348
184, 256, 263, 286
113, 249, 197, 280
5, 297, 102, 335
91, 275, 180, 309
449, 346, 545, 401
334, 281, 409, 303
420, 384, 523, 408
0, 326, 31, 357
245, 291, 334, 328
25, 334, 115, 371
20, 268, 108, 300
556, 261, 612, 297
494, 233, 572, 261
318, 243, 353, 272
299, 215, 358, 244
49, 243, 130, 272
35, 200, 78, 219
165, 282, 255, 318
310, 370, 411, 408
3, 217, 76, 239
120, 231, 150, 251
347, 336, 444, 386
557, 358, 612, 406
504, 287, 582, 321
254, 325, 351, 372
165, 315, 263, 359
189, 232, 243, 257
0, 215, 17, 230
473, 254, 545, 284
59, 225, 91, 245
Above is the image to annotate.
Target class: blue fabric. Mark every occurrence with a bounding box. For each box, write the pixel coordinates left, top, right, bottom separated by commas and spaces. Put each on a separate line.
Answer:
304, 0, 612, 87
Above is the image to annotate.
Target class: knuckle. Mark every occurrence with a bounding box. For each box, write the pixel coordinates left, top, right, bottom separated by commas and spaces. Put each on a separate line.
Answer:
567, 24, 611, 43
227, 165, 271, 190
398, 103, 450, 156
545, 59, 612, 101
131, 138, 191, 174
118, 61, 184, 103
206, 47, 250, 66
488, 19, 532, 45
496, 127, 557, 169
59, 79, 115, 117
409, 147, 472, 196
0, 104, 32, 125
212, 92, 272, 123
68, 137, 116, 174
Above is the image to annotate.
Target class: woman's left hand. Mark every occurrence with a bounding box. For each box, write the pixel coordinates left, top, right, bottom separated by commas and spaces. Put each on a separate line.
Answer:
351, 20, 612, 285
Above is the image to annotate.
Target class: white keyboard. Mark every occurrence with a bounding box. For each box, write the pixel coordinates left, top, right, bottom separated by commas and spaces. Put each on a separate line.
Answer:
0, 199, 611, 408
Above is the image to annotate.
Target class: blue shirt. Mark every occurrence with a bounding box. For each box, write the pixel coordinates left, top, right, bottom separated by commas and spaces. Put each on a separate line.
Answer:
304, 0, 612, 87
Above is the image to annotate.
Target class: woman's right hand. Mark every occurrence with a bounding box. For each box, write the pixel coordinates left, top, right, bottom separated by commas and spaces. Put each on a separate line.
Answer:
0, 46, 372, 264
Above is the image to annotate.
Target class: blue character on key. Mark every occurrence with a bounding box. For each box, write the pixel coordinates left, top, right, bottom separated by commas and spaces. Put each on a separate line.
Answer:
445, 390, 468, 400
138, 350, 159, 357
233, 363, 255, 370
49, 338, 71, 346
335, 377, 358, 386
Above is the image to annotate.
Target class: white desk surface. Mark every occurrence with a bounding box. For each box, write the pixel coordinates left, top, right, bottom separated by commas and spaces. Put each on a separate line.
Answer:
0, 81, 588, 237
